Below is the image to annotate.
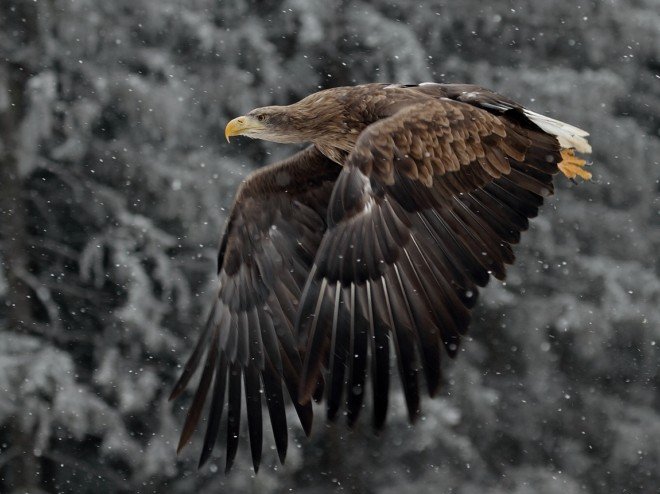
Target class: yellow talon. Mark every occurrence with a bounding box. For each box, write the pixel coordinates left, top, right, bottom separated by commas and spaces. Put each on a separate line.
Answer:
559, 148, 592, 181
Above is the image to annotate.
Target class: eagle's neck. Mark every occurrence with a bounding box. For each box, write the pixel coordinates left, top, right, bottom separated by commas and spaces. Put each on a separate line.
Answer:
308, 119, 363, 166
314, 143, 350, 166
289, 95, 365, 166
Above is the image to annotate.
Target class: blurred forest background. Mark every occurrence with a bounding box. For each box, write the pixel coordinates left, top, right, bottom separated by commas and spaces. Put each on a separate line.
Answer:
1, 0, 659, 493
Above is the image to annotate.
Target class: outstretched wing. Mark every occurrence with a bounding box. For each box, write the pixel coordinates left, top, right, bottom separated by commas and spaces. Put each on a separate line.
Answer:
297, 97, 564, 428
170, 146, 341, 472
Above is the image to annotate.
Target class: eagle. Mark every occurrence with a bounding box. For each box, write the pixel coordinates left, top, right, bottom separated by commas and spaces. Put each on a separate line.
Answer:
169, 83, 592, 473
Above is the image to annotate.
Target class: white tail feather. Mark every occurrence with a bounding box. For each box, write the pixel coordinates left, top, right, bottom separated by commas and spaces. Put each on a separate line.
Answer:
523, 109, 592, 154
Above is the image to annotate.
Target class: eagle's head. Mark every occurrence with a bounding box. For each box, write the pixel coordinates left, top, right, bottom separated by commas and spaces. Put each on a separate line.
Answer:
225, 106, 308, 144
225, 90, 357, 147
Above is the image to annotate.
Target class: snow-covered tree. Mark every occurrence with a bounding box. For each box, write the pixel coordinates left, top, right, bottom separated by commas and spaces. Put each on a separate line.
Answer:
1, 1, 657, 492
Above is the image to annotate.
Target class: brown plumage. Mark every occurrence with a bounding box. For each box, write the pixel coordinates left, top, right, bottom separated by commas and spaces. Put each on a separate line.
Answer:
169, 83, 592, 472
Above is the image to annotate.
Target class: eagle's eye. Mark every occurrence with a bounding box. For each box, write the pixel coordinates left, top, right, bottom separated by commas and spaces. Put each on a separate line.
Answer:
257, 114, 265, 122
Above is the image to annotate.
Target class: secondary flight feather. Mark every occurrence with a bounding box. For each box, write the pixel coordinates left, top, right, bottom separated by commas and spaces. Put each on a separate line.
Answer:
169, 82, 592, 472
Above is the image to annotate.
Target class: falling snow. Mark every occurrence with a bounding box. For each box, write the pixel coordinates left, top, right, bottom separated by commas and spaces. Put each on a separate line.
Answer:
1, 1, 659, 493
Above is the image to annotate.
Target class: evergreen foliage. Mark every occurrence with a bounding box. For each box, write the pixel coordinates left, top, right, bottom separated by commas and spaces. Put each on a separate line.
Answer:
1, 1, 657, 492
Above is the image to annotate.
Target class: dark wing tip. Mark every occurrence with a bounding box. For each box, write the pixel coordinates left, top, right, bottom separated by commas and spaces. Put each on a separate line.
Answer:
170, 303, 220, 402
175, 331, 220, 455
291, 399, 314, 437
197, 451, 210, 470
372, 412, 387, 432
176, 435, 189, 455
197, 353, 228, 469
245, 364, 263, 474
169, 383, 184, 402
224, 363, 242, 473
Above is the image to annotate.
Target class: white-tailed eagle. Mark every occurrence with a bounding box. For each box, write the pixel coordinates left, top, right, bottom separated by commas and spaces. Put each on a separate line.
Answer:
169, 83, 592, 472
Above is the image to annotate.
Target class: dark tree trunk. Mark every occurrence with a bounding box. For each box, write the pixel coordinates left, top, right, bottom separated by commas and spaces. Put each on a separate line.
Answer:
0, 60, 43, 494
0, 2, 43, 490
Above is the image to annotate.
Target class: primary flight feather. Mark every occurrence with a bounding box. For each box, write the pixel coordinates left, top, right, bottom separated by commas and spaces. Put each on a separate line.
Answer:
169, 82, 592, 473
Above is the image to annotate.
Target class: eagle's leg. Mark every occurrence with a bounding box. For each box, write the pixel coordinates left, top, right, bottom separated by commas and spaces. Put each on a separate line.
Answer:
558, 148, 592, 180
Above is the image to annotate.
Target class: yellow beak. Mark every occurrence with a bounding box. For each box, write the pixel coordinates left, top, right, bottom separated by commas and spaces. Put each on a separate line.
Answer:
225, 116, 264, 142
